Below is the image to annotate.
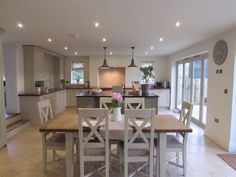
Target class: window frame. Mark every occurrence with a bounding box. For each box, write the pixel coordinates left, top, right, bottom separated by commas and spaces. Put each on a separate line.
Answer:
140, 61, 155, 84
71, 61, 85, 84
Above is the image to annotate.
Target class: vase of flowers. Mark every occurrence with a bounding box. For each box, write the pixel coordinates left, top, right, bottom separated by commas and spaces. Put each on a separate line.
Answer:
111, 92, 123, 122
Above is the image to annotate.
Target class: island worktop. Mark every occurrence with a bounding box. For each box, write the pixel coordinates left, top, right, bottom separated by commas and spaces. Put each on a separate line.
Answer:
76, 90, 159, 113
76, 90, 159, 97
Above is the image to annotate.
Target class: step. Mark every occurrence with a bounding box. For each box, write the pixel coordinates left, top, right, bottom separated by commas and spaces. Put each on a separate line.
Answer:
7, 120, 31, 138
5, 113, 21, 126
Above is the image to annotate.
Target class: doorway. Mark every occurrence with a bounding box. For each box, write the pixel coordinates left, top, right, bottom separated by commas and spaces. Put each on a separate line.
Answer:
175, 54, 208, 128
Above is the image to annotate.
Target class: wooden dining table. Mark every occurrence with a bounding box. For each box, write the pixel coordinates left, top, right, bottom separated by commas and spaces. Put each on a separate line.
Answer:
39, 109, 192, 177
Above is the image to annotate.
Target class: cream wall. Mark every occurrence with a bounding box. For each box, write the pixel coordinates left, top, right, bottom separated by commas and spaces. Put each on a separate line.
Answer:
168, 28, 236, 152
64, 56, 90, 84
89, 55, 168, 87
0, 30, 6, 148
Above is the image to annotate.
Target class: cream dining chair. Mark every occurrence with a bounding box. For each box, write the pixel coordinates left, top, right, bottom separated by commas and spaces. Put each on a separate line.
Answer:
125, 97, 145, 109
155, 101, 193, 176
123, 108, 155, 177
38, 99, 66, 172
78, 108, 110, 177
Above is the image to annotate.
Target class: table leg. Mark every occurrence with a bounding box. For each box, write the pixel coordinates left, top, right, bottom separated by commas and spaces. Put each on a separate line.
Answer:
66, 133, 74, 177
158, 133, 167, 177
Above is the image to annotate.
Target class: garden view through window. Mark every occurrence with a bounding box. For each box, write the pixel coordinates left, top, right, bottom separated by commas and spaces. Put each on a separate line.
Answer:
140, 62, 154, 84
71, 62, 84, 84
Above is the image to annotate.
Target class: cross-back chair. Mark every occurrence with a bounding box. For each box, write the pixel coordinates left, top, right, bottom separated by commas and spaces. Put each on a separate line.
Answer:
125, 97, 145, 110
156, 101, 193, 176
124, 108, 155, 177
78, 108, 109, 177
38, 99, 66, 172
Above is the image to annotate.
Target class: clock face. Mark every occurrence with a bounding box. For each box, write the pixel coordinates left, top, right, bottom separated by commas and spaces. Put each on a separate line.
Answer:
213, 40, 228, 65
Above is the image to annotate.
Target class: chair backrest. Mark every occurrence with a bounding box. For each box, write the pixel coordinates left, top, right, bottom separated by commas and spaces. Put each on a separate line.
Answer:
112, 85, 123, 93
99, 97, 112, 109
124, 108, 155, 158
78, 108, 109, 176
125, 97, 145, 109
179, 101, 193, 127
178, 101, 193, 144
37, 99, 53, 124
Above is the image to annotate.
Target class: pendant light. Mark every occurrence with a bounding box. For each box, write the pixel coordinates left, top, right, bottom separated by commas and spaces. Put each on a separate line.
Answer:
100, 46, 110, 69
128, 46, 137, 67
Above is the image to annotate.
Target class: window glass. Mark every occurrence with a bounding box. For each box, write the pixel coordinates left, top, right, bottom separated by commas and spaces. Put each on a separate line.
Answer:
140, 62, 154, 84
71, 62, 84, 84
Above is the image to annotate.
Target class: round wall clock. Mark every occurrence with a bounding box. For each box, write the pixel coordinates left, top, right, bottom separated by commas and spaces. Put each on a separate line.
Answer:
213, 40, 228, 65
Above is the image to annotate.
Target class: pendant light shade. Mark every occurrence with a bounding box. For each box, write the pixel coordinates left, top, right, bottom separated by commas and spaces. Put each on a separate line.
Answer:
100, 47, 110, 69
128, 46, 137, 67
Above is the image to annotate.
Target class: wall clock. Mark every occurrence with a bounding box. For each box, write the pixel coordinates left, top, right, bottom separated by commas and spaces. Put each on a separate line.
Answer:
213, 40, 228, 65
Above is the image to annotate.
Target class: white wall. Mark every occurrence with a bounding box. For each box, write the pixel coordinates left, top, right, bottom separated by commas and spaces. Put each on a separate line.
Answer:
89, 55, 168, 87
168, 28, 236, 151
3, 43, 24, 113
0, 31, 7, 148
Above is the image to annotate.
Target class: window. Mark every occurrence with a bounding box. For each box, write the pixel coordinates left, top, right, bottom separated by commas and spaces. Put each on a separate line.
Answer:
71, 62, 84, 84
140, 62, 154, 84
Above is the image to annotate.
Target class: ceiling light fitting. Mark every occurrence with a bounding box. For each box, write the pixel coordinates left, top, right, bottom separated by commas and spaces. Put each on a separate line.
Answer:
100, 47, 110, 69
94, 22, 99, 27
128, 46, 137, 67
17, 23, 23, 28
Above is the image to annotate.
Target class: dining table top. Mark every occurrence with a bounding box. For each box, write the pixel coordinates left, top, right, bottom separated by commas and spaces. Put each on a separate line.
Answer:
39, 109, 192, 133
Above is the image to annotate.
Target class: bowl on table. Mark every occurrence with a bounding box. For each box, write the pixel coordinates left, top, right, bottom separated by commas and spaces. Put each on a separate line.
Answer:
91, 89, 103, 94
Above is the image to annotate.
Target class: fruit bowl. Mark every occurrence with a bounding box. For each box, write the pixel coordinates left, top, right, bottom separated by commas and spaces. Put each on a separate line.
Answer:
91, 89, 102, 94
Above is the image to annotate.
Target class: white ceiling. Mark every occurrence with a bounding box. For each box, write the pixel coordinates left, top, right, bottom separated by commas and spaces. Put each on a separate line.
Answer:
0, 0, 236, 56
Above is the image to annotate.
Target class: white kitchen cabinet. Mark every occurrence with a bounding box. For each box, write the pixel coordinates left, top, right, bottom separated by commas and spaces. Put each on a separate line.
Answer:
66, 89, 79, 107
152, 89, 170, 109
59, 57, 65, 80
34, 48, 45, 81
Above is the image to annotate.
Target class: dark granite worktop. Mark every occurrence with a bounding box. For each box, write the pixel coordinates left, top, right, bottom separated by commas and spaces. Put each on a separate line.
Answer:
76, 90, 158, 97
18, 88, 66, 96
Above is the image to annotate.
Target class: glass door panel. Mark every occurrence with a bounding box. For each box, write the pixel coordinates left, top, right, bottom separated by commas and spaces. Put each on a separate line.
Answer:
202, 59, 208, 124
183, 62, 191, 102
176, 63, 183, 109
192, 60, 202, 120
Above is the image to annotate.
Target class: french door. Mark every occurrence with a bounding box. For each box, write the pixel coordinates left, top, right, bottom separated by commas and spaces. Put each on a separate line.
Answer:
176, 54, 208, 128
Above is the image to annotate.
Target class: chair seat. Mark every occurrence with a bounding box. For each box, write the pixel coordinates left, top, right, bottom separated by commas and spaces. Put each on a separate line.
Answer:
46, 134, 65, 149
119, 139, 149, 156
166, 135, 183, 149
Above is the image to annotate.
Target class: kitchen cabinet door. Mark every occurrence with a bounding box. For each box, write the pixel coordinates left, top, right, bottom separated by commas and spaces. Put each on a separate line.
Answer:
60, 57, 65, 80
151, 89, 170, 109
34, 49, 45, 81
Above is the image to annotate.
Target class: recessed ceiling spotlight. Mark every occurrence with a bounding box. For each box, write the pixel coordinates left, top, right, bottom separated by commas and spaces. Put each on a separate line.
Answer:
109, 52, 112, 55
175, 21, 181, 27
102, 38, 106, 42
48, 38, 52, 42
145, 51, 148, 55
159, 37, 163, 42
94, 22, 100, 28
75, 52, 78, 55
17, 23, 23, 28
150, 46, 154, 50
64, 46, 68, 50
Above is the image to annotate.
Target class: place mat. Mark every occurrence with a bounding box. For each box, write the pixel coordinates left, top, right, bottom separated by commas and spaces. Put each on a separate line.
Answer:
218, 153, 236, 170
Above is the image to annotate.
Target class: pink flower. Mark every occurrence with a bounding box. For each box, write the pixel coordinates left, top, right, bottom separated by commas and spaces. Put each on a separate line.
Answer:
112, 92, 123, 102
111, 92, 123, 108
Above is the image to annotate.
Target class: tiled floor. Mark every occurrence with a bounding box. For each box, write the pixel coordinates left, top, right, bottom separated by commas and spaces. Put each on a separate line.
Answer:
0, 110, 236, 177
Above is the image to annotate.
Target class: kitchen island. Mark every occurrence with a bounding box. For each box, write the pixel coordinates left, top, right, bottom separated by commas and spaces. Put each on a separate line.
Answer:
76, 90, 159, 113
